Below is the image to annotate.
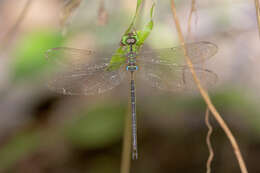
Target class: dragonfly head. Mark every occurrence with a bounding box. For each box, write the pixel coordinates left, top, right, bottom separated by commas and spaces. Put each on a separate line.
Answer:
121, 32, 139, 46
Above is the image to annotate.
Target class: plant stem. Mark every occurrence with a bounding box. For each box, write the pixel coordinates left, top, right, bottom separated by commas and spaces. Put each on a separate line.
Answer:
170, 1, 248, 173
120, 104, 132, 173
255, 0, 260, 38
205, 108, 214, 173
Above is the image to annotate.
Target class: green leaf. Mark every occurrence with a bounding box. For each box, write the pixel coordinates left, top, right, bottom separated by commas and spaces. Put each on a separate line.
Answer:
137, 0, 143, 7
106, 47, 126, 71
150, 2, 155, 18
136, 2, 155, 46
136, 20, 154, 46
124, 0, 143, 34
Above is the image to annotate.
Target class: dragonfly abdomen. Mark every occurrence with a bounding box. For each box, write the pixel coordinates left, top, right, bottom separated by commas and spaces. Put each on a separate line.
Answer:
130, 76, 138, 160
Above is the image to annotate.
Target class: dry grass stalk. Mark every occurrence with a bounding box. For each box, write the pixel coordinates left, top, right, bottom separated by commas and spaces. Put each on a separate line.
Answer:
187, 0, 197, 40
170, 1, 248, 173
255, 0, 260, 38
186, 2, 215, 172
205, 108, 214, 173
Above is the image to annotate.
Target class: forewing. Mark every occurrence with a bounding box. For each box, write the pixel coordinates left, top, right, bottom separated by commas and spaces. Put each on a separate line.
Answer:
138, 63, 217, 92
137, 41, 218, 66
45, 47, 126, 95
45, 47, 124, 67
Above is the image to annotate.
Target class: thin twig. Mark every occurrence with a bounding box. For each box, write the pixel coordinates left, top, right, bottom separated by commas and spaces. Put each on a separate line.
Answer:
0, 0, 32, 49
170, 1, 248, 173
97, 0, 108, 26
205, 108, 214, 173
187, 0, 197, 40
255, 0, 260, 38
120, 104, 132, 173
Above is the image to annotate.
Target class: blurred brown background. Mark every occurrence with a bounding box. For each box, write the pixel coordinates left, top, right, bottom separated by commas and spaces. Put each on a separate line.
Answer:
0, 0, 259, 172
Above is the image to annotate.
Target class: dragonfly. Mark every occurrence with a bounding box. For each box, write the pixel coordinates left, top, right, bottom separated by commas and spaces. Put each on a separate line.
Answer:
45, 32, 218, 160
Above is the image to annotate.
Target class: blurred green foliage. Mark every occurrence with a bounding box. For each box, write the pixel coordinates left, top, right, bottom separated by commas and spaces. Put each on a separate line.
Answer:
0, 103, 126, 171
58, 90, 259, 172
0, 89, 259, 171
65, 104, 126, 148
10, 30, 64, 82
0, 131, 41, 171
87, 156, 120, 173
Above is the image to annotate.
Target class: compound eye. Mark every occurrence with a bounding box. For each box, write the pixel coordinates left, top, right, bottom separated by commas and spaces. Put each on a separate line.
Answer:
127, 37, 136, 44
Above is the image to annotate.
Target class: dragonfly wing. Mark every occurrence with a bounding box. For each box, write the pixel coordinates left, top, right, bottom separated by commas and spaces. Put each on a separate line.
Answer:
47, 62, 126, 95
138, 63, 217, 92
137, 41, 217, 66
45, 47, 126, 95
45, 47, 123, 67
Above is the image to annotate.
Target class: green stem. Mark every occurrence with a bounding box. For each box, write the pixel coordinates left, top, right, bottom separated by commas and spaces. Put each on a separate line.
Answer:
120, 104, 132, 173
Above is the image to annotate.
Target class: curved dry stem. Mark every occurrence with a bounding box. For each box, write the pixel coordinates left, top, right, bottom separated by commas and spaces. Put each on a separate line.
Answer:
0, 0, 32, 49
205, 108, 214, 173
170, 1, 248, 173
255, 0, 260, 38
120, 104, 132, 173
